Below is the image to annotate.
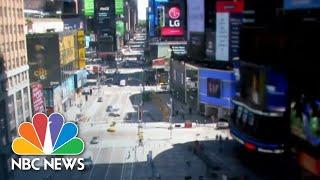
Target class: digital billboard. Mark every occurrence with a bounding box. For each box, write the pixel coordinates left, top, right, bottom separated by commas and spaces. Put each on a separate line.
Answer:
187, 0, 204, 37
161, 4, 186, 37
284, 0, 320, 10
207, 78, 221, 98
31, 83, 45, 114
199, 68, 236, 109
27, 33, 61, 87
216, 0, 244, 61
84, 0, 95, 17
115, 0, 124, 15
116, 20, 125, 37
291, 98, 320, 146
96, 0, 115, 35
59, 34, 76, 65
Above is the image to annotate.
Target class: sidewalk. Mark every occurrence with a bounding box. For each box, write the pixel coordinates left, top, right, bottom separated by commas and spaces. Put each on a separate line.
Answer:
63, 87, 100, 122
154, 93, 210, 124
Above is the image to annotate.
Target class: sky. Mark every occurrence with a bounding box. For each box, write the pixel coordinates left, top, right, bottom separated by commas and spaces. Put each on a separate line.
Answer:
137, 0, 148, 20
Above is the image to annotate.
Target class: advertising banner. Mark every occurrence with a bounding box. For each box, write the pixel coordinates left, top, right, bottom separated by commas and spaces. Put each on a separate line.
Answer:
116, 20, 125, 37
27, 34, 60, 87
199, 68, 236, 108
59, 34, 76, 65
31, 83, 45, 114
115, 0, 124, 15
61, 75, 75, 100
84, 0, 95, 17
284, 0, 320, 10
152, 58, 166, 69
96, 0, 115, 37
187, 0, 205, 37
215, 0, 244, 61
161, 4, 185, 37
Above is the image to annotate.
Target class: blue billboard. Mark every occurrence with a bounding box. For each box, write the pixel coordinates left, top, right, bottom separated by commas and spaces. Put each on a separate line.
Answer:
199, 69, 236, 109
284, 0, 320, 10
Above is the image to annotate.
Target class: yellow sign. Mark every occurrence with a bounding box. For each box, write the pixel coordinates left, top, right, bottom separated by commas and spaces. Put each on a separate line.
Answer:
59, 35, 75, 65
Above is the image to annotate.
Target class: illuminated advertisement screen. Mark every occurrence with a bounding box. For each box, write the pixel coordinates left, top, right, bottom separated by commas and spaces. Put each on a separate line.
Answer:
187, 0, 204, 36
291, 98, 320, 146
116, 20, 125, 37
27, 34, 60, 87
115, 0, 124, 15
31, 83, 45, 114
207, 78, 221, 98
84, 0, 95, 17
239, 63, 265, 107
199, 68, 236, 109
59, 34, 76, 65
161, 3, 186, 37
284, 0, 320, 10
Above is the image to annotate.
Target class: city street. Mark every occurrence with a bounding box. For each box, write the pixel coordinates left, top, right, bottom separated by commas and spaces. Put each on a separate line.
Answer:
13, 84, 229, 180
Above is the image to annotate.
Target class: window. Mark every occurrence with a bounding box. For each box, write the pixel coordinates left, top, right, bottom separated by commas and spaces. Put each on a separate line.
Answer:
16, 57, 19, 67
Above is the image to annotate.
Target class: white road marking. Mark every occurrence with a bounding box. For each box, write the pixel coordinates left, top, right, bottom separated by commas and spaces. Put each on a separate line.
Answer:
104, 143, 115, 180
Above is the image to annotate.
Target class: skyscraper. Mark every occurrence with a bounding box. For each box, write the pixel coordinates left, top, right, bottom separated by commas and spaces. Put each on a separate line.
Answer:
0, 0, 32, 178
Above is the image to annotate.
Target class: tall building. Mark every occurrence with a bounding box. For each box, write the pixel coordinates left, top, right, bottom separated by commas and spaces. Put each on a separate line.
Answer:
0, 0, 32, 179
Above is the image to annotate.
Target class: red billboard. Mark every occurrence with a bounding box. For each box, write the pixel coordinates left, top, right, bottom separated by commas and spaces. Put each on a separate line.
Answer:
152, 58, 166, 69
161, 5, 185, 37
216, 0, 244, 13
31, 83, 45, 114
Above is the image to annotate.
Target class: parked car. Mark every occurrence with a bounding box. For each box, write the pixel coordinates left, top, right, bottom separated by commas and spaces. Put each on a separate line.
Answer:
106, 105, 113, 112
215, 118, 229, 130
109, 113, 120, 117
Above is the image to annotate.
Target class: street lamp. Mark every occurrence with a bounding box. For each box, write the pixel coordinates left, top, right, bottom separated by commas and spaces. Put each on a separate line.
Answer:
167, 98, 173, 139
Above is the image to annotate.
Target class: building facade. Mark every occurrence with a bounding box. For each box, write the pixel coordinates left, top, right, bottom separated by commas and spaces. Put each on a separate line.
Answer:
0, 0, 32, 179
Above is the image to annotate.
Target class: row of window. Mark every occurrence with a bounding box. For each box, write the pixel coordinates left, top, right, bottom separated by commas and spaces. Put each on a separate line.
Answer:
0, 6, 23, 18
6, 56, 26, 71
0, 40, 25, 53
0, 24, 24, 35
8, 71, 28, 89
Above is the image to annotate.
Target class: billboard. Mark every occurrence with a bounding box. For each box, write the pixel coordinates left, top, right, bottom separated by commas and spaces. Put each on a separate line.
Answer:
77, 30, 86, 68
207, 78, 221, 98
152, 58, 166, 69
31, 83, 45, 114
199, 68, 236, 109
215, 0, 244, 61
284, 0, 320, 10
59, 34, 76, 65
187, 0, 205, 37
96, 0, 115, 36
115, 0, 124, 15
84, 0, 95, 17
116, 20, 125, 37
291, 98, 320, 146
27, 34, 61, 87
161, 4, 185, 36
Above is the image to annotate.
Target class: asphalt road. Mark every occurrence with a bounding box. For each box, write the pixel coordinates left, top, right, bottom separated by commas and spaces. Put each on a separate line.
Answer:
13, 85, 220, 180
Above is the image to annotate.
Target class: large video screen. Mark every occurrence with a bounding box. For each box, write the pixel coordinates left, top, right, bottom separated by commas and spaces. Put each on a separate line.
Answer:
207, 78, 221, 98
239, 63, 265, 107
27, 34, 60, 87
291, 97, 320, 146
284, 0, 320, 10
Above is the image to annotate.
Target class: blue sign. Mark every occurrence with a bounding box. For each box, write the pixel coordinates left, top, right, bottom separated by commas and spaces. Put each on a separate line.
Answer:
284, 0, 320, 10
199, 68, 236, 109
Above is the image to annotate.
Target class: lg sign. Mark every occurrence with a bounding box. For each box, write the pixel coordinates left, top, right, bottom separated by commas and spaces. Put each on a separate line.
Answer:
169, 7, 181, 27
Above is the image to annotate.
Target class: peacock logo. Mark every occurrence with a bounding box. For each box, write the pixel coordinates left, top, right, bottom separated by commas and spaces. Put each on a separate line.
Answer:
12, 113, 84, 155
